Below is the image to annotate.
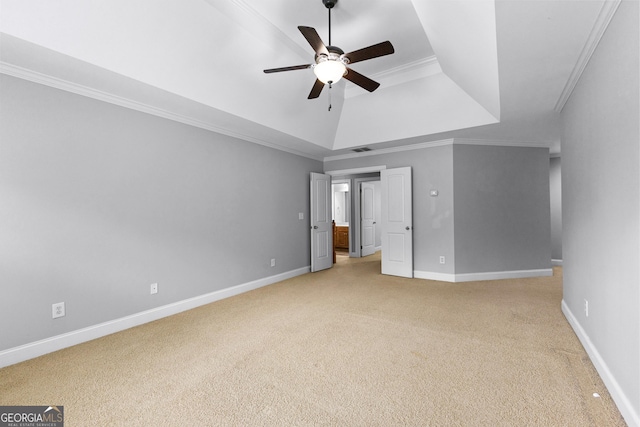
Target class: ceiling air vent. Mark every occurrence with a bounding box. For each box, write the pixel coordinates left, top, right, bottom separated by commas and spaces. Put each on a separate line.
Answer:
352, 147, 372, 153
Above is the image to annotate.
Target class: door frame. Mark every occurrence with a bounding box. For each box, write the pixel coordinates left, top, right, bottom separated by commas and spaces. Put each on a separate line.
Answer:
325, 166, 387, 258
331, 179, 351, 255
352, 176, 380, 258
360, 181, 377, 257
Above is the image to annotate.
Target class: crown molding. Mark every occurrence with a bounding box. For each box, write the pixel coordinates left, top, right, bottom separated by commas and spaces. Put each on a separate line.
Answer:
323, 137, 551, 162
344, 56, 441, 99
325, 165, 387, 176
324, 139, 454, 162
454, 138, 551, 149
372, 56, 440, 81
554, 0, 622, 113
1, 62, 324, 161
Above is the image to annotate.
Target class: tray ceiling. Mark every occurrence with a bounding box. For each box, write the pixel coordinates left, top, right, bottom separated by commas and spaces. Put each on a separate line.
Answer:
0, 0, 613, 159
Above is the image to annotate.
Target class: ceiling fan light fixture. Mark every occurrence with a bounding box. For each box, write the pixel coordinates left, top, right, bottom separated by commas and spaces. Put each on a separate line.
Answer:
263, 0, 394, 100
313, 57, 347, 84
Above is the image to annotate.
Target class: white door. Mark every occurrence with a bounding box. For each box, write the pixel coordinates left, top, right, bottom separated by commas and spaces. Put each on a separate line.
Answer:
310, 172, 333, 272
381, 167, 413, 277
361, 182, 376, 257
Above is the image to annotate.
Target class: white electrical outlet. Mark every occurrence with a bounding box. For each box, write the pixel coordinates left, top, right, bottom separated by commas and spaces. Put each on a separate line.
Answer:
271, 258, 276, 267
52, 302, 65, 319
299, 212, 304, 220
439, 256, 445, 264
585, 299, 589, 317
150, 283, 158, 295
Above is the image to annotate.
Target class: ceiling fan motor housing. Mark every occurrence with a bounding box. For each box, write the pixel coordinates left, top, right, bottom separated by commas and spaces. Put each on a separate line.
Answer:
322, 0, 337, 9
315, 46, 346, 61
314, 46, 348, 68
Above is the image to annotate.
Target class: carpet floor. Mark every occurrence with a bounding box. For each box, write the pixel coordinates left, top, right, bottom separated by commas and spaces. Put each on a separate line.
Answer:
0, 253, 626, 426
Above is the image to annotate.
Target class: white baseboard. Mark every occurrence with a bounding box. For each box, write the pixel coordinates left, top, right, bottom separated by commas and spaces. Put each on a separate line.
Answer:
414, 268, 553, 283
0, 266, 310, 369
552, 259, 563, 266
562, 300, 639, 427
414, 271, 456, 282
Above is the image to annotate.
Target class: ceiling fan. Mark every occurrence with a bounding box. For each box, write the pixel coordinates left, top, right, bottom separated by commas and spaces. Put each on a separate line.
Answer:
263, 0, 395, 100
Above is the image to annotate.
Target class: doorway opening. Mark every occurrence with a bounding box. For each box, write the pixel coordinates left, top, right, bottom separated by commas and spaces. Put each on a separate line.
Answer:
331, 181, 350, 257
331, 175, 381, 258
322, 166, 413, 277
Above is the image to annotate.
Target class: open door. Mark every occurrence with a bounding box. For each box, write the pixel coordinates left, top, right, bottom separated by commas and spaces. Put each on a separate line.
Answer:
361, 182, 376, 257
310, 172, 333, 272
381, 167, 413, 277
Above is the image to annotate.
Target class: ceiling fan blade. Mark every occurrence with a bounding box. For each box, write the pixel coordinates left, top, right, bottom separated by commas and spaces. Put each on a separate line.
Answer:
344, 68, 380, 92
308, 79, 325, 99
344, 41, 395, 65
298, 26, 329, 56
263, 64, 312, 73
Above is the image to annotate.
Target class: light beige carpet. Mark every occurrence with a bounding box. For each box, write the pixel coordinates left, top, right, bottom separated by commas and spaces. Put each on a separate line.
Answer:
0, 254, 626, 426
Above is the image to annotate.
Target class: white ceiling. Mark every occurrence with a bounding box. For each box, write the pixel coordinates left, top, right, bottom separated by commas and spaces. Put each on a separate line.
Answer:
0, 0, 614, 160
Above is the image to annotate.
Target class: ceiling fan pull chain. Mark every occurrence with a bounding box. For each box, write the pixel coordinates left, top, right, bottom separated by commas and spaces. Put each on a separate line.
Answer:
328, 82, 332, 111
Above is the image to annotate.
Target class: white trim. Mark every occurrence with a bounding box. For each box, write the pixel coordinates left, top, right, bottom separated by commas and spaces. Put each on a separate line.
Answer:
323, 137, 551, 162
554, 0, 622, 112
414, 268, 553, 283
0, 266, 309, 369
324, 140, 454, 162
352, 176, 382, 258
551, 259, 563, 266
344, 56, 442, 99
1, 61, 553, 163
325, 165, 387, 176
0, 62, 323, 161
562, 300, 640, 427
454, 138, 551, 149
369, 56, 440, 81
414, 271, 457, 282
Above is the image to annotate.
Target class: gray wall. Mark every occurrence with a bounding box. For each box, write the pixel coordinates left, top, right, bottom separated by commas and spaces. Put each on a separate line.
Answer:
0, 75, 321, 351
549, 157, 562, 262
561, 0, 639, 423
325, 143, 550, 277
453, 144, 551, 274
325, 145, 456, 274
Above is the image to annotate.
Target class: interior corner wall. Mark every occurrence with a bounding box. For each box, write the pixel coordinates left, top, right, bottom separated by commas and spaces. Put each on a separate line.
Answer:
0, 74, 321, 354
560, 1, 640, 425
452, 144, 551, 275
324, 144, 455, 275
549, 157, 562, 263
